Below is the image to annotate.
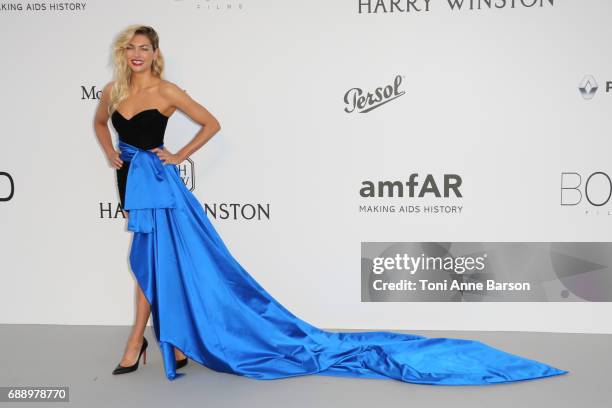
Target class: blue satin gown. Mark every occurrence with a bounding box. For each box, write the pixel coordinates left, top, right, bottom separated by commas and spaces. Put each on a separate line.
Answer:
112, 108, 568, 384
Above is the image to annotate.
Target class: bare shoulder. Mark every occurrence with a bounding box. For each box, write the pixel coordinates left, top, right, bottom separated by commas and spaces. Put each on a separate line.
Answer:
94, 81, 116, 122
159, 79, 185, 97
159, 79, 192, 108
102, 80, 115, 94
100, 81, 115, 102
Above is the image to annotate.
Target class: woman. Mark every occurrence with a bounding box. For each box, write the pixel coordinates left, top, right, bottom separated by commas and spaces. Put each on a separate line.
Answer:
93, 25, 221, 374
93, 25, 568, 384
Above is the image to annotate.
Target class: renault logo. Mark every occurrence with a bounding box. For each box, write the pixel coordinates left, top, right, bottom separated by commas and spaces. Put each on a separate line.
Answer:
578, 74, 598, 100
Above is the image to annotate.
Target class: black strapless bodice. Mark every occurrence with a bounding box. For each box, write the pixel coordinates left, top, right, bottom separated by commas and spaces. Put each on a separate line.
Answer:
111, 108, 169, 149
111, 108, 170, 210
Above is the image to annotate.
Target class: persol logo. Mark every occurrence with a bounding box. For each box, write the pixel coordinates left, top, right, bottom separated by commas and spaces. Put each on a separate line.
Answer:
344, 74, 405, 113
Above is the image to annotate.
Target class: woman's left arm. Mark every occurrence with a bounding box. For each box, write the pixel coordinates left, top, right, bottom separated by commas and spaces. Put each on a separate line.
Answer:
152, 82, 222, 165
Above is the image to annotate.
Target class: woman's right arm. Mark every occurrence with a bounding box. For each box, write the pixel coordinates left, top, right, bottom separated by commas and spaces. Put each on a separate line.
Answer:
93, 82, 123, 170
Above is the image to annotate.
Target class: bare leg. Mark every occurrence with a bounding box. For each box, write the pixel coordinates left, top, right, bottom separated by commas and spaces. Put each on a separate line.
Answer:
118, 281, 151, 366
118, 209, 186, 366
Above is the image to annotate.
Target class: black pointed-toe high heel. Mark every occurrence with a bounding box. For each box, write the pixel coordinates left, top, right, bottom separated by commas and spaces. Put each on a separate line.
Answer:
176, 357, 188, 369
112, 337, 148, 375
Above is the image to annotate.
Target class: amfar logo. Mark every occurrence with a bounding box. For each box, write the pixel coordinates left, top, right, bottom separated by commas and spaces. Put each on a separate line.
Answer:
344, 74, 405, 113
360, 174, 463, 198
0, 171, 15, 201
561, 172, 612, 209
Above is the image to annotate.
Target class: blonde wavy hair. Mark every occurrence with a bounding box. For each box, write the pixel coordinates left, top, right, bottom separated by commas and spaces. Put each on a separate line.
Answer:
108, 25, 165, 115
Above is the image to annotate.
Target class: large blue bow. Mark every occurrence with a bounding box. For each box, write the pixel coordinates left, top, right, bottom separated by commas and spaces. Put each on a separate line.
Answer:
118, 140, 178, 233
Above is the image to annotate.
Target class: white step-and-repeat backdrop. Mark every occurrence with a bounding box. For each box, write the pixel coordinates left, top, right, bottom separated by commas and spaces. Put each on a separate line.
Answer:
1, 0, 610, 333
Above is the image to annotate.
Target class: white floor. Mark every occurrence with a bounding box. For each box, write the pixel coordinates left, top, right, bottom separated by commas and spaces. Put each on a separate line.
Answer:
0, 325, 607, 408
